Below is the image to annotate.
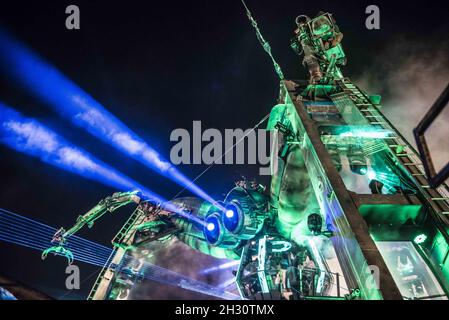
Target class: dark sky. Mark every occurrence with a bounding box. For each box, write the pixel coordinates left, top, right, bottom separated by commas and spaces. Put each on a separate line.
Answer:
0, 0, 448, 299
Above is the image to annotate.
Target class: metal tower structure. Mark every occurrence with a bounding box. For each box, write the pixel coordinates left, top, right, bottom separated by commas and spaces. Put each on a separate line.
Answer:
42, 11, 449, 300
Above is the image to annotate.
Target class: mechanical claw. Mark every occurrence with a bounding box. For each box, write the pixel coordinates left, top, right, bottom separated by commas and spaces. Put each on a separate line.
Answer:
41, 245, 74, 265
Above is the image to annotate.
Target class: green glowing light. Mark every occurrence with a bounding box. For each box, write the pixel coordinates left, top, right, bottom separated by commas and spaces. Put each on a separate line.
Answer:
414, 234, 427, 244
340, 129, 391, 139
367, 170, 376, 180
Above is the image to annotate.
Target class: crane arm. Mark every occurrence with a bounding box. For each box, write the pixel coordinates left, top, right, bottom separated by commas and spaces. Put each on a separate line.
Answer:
59, 191, 141, 241
41, 191, 141, 264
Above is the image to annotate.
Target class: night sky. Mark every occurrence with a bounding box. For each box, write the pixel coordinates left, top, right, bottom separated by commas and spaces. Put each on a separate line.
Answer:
0, 0, 448, 299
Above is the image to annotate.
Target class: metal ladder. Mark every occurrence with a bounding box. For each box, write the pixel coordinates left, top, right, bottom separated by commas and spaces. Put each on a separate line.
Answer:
112, 207, 146, 247
87, 207, 145, 300
336, 78, 449, 223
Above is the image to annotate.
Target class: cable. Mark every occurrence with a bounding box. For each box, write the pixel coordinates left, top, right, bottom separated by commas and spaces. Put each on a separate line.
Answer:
166, 0, 280, 202
0, 208, 241, 300
169, 113, 270, 200
0, 226, 111, 263
0, 212, 114, 263
0, 208, 112, 253
0, 229, 111, 265
0, 208, 56, 230
0, 235, 107, 266
0, 214, 112, 257
240, 0, 284, 80
59, 249, 118, 300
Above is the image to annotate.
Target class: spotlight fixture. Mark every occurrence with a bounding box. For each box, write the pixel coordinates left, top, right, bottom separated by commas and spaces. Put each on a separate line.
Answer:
369, 179, 384, 194
222, 203, 243, 234
347, 146, 368, 176
307, 213, 323, 235
203, 214, 222, 245
413, 233, 427, 245
225, 210, 235, 218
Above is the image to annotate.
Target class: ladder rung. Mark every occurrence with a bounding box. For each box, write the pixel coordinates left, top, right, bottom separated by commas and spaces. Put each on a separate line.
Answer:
403, 163, 422, 166
360, 109, 377, 112
432, 198, 449, 201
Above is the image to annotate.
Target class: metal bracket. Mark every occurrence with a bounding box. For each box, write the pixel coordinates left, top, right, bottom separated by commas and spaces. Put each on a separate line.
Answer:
413, 83, 449, 188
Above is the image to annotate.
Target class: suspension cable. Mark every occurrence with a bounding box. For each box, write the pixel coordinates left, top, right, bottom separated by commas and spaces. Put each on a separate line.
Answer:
240, 0, 284, 80
164, 0, 281, 203
168, 113, 270, 201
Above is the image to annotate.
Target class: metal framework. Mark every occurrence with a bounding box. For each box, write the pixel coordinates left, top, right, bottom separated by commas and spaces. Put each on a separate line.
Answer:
414, 83, 449, 188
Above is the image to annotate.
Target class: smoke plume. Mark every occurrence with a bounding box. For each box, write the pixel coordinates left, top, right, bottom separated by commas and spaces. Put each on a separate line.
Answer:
129, 238, 235, 299
355, 37, 449, 174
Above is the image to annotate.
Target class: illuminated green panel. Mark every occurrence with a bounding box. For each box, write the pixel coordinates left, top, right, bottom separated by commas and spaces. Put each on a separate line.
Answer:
279, 86, 383, 300
332, 93, 370, 125
429, 231, 449, 284
359, 204, 422, 226
376, 241, 447, 300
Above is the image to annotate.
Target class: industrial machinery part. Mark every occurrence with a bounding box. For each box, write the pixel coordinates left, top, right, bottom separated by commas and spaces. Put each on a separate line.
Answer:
291, 12, 345, 98
414, 83, 449, 188
40, 10, 449, 301
41, 191, 141, 264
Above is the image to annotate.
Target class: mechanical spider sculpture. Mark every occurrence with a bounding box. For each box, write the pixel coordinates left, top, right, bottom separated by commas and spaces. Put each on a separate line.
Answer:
42, 11, 441, 301
42, 171, 339, 300
40, 12, 359, 301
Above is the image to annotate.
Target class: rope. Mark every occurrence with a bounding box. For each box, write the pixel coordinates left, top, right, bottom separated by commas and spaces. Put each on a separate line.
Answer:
240, 0, 284, 80
169, 113, 270, 200
164, 0, 279, 203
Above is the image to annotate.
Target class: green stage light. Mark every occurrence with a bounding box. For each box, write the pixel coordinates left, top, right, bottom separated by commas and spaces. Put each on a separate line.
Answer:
414, 233, 427, 244
367, 170, 376, 180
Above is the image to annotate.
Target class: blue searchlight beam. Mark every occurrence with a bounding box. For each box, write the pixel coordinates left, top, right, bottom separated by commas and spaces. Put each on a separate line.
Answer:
0, 103, 191, 218
0, 30, 219, 208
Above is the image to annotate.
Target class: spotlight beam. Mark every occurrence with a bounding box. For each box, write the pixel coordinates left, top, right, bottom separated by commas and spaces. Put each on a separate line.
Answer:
0, 30, 219, 208
200, 260, 240, 275
0, 208, 238, 300
0, 103, 188, 218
